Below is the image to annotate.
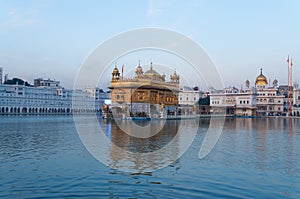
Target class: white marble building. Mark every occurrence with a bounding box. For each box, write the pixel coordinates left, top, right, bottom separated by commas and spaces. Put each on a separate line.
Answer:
0, 77, 109, 115
210, 86, 257, 116
254, 69, 284, 116
178, 86, 200, 106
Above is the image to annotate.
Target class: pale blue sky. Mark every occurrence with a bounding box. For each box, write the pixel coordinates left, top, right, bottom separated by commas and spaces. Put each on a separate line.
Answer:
0, 0, 299, 89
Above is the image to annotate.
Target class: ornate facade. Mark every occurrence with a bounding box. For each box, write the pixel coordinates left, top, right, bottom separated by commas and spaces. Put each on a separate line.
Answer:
109, 63, 180, 118
209, 68, 285, 117
209, 86, 257, 116
0, 77, 109, 115
254, 68, 284, 116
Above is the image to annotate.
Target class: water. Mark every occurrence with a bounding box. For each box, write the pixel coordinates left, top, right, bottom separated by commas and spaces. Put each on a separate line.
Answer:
0, 116, 299, 198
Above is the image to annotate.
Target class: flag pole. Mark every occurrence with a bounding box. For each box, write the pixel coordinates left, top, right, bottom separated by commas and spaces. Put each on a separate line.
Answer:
287, 55, 293, 115
122, 64, 124, 80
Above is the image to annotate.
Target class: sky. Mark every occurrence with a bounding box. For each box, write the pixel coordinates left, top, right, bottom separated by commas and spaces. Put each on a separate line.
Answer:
0, 0, 299, 90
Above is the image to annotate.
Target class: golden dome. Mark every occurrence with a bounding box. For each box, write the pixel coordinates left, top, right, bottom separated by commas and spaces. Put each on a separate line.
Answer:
112, 67, 119, 74
255, 68, 268, 85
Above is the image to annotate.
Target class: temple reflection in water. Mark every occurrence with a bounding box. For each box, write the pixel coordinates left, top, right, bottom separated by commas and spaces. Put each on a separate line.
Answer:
97, 116, 300, 173
102, 118, 202, 171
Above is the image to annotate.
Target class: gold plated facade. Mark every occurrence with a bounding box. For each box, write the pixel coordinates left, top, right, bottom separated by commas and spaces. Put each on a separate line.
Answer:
109, 63, 180, 117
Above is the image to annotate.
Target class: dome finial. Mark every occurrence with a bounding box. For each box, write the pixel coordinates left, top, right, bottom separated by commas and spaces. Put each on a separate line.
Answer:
255, 67, 268, 86
112, 62, 120, 82
135, 61, 143, 76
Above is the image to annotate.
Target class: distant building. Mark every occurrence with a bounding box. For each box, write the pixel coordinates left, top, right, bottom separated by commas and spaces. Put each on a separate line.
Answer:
109, 62, 179, 118
293, 83, 300, 105
197, 91, 210, 114
254, 68, 284, 116
178, 86, 200, 115
179, 86, 200, 106
278, 85, 289, 113
34, 78, 60, 87
0, 77, 109, 115
85, 87, 110, 112
209, 86, 257, 116
4, 74, 8, 83
292, 83, 300, 116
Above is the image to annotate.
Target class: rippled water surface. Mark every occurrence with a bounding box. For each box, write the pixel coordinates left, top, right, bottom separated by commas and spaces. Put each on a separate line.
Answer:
0, 116, 299, 198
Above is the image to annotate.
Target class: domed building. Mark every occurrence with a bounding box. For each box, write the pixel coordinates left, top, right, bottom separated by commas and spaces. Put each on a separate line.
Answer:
141, 62, 166, 82
255, 68, 268, 89
254, 68, 284, 116
210, 67, 285, 117
109, 62, 180, 118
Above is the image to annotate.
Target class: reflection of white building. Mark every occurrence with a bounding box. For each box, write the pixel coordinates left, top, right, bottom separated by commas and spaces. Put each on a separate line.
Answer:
209, 86, 257, 116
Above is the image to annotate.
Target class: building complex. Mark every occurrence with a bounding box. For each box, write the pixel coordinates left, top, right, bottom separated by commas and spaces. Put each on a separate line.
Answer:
0, 71, 109, 115
1, 58, 299, 117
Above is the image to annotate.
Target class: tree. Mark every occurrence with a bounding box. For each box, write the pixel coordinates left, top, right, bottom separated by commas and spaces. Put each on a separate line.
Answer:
4, 78, 31, 86
198, 96, 210, 105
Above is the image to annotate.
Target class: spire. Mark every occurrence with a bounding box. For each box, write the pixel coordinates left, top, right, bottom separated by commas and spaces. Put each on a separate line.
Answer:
150, 61, 153, 70
135, 60, 143, 76
260, 67, 263, 75
122, 64, 124, 79
287, 54, 293, 115
273, 77, 278, 88
287, 55, 293, 67
112, 62, 120, 82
